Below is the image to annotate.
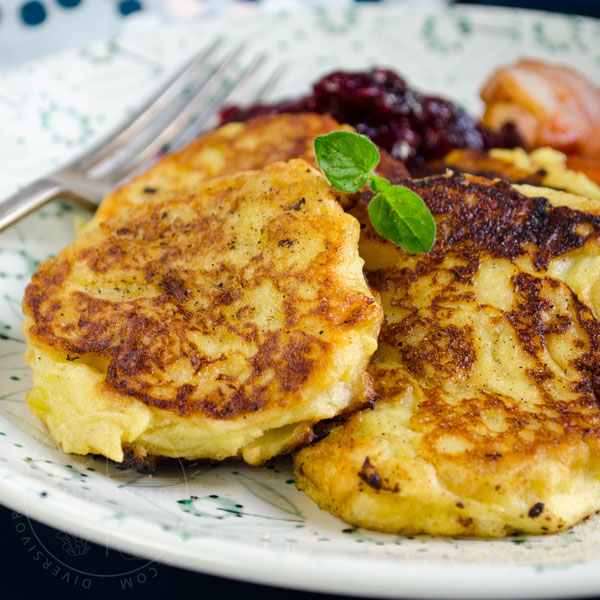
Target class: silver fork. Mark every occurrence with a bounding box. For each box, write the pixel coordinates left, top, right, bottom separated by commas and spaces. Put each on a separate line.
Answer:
0, 40, 282, 232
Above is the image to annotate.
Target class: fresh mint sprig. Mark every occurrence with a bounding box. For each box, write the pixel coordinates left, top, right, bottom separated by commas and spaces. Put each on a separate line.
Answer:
314, 131, 436, 254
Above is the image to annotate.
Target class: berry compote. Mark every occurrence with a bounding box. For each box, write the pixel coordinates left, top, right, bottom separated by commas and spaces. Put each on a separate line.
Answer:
219, 69, 523, 173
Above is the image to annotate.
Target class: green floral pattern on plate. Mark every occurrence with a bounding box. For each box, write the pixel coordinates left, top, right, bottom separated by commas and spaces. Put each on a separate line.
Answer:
0, 6, 599, 598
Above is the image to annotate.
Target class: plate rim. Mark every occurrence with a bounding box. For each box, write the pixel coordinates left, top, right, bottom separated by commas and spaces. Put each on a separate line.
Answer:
3, 466, 600, 600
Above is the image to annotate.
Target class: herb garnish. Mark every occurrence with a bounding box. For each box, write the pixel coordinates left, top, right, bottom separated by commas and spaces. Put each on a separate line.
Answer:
314, 131, 436, 253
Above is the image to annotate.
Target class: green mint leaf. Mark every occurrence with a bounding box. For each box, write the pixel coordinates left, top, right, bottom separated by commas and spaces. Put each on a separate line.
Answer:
368, 186, 436, 254
369, 175, 391, 194
314, 131, 380, 193
314, 129, 436, 254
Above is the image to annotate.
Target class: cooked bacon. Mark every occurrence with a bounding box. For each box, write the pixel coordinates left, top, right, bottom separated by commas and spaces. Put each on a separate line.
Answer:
481, 59, 600, 159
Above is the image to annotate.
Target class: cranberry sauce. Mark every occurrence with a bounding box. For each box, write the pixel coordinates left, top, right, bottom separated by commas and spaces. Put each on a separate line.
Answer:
219, 69, 523, 172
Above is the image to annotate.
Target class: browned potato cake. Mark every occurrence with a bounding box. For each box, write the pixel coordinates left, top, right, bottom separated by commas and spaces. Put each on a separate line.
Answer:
439, 147, 600, 201
294, 172, 600, 537
90, 112, 408, 230
91, 113, 353, 226
23, 160, 382, 467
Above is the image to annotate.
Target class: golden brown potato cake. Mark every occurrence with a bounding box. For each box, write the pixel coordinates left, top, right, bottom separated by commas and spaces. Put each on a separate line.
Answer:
426, 148, 548, 184
23, 160, 382, 466
91, 113, 354, 226
294, 172, 600, 537
439, 147, 600, 201
90, 112, 408, 229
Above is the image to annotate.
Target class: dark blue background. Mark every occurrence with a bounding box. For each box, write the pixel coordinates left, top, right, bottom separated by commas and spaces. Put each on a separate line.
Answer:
2, 2, 600, 599
455, 0, 600, 18
0, 502, 358, 600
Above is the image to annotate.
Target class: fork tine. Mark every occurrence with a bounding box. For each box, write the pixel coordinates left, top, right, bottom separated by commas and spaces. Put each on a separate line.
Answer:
170, 59, 285, 152
69, 37, 222, 172
167, 53, 269, 153
254, 61, 287, 102
103, 45, 254, 183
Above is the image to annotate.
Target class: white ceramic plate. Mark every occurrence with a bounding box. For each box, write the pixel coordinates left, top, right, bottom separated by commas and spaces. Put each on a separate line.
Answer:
1, 5, 600, 598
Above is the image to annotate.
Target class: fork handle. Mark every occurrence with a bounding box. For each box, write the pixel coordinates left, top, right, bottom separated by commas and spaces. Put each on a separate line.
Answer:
0, 178, 64, 233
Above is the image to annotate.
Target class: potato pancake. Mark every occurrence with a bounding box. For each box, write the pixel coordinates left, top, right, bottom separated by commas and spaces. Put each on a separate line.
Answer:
91, 113, 354, 226
23, 160, 382, 466
440, 147, 600, 200
294, 172, 600, 537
